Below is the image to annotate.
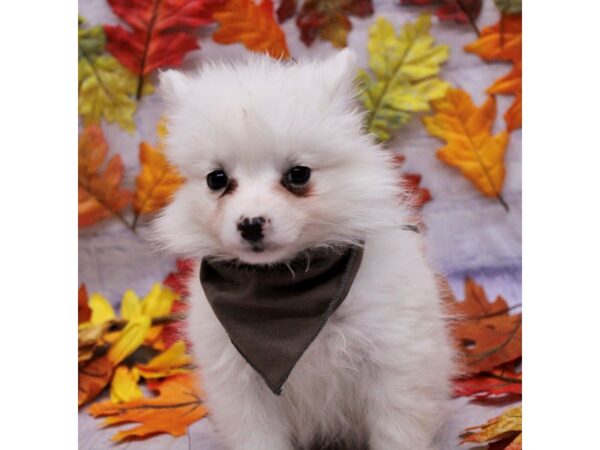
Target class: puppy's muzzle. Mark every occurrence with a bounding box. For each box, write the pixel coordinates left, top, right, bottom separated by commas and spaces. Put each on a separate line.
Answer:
237, 216, 266, 243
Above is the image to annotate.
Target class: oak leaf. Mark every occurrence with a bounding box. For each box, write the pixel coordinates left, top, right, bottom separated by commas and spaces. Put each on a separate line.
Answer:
447, 278, 521, 375
464, 14, 522, 130
78, 126, 131, 228
461, 405, 522, 450
454, 361, 521, 399
358, 15, 450, 142
79, 18, 152, 132
134, 121, 183, 216
104, 0, 215, 98
422, 88, 509, 206
295, 0, 373, 49
400, 0, 482, 26
89, 373, 207, 441
212, 0, 290, 59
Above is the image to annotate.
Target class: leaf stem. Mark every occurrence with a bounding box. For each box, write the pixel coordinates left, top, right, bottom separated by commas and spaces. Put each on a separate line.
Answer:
455, 0, 481, 36
135, 0, 163, 100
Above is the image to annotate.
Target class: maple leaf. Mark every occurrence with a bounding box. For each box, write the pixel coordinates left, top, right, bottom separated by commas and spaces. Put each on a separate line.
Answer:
295, 0, 373, 49
494, 0, 521, 15
392, 154, 432, 209
133, 120, 183, 222
89, 373, 207, 441
78, 126, 131, 228
447, 278, 521, 375
104, 0, 215, 99
454, 361, 521, 399
358, 15, 450, 142
422, 88, 510, 209
464, 14, 522, 131
78, 17, 152, 132
136, 340, 193, 379
212, 0, 290, 59
400, 0, 482, 29
461, 405, 522, 450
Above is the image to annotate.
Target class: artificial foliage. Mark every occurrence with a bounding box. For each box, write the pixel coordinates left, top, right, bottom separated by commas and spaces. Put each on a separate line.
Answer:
400, 0, 483, 32
212, 0, 290, 58
357, 15, 450, 142
104, 0, 217, 99
277, 0, 374, 49
423, 88, 510, 209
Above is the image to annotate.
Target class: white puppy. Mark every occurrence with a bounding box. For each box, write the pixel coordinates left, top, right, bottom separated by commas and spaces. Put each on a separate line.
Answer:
155, 50, 455, 450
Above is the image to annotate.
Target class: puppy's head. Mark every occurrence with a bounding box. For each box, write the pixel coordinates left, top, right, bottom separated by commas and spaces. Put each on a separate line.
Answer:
155, 50, 404, 264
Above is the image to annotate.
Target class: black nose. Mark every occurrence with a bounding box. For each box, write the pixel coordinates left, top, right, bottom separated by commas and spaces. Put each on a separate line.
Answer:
237, 216, 265, 243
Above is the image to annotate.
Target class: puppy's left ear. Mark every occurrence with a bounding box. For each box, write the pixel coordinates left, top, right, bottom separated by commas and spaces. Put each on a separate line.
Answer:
158, 70, 189, 106
322, 48, 358, 95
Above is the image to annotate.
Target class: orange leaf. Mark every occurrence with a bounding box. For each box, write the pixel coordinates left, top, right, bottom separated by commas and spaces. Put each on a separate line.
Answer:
212, 0, 290, 59
134, 142, 183, 215
447, 278, 521, 375
88, 373, 207, 441
78, 126, 131, 227
461, 405, 522, 449
465, 14, 522, 131
79, 355, 114, 406
423, 88, 509, 204
454, 361, 521, 399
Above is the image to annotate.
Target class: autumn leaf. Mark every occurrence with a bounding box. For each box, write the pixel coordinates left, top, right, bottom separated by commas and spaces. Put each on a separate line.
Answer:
276, 0, 297, 22
89, 373, 207, 441
79, 284, 91, 324
295, 0, 373, 49
133, 120, 183, 220
78, 126, 131, 228
454, 361, 521, 399
464, 14, 522, 130
447, 278, 521, 375
422, 88, 510, 209
111, 366, 144, 404
78, 17, 152, 132
136, 340, 193, 379
392, 154, 432, 209
104, 0, 215, 99
461, 405, 522, 450
358, 15, 450, 142
79, 355, 114, 406
494, 0, 521, 15
212, 0, 290, 59
400, 0, 482, 29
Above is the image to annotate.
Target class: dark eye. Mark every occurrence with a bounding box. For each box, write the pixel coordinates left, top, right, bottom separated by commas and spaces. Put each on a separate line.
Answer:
206, 170, 228, 191
286, 166, 311, 186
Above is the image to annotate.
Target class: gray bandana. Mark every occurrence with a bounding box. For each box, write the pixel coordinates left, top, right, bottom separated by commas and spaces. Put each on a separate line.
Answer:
199, 244, 364, 395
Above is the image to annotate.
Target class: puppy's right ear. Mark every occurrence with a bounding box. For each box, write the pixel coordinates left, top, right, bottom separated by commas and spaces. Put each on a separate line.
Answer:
159, 70, 188, 105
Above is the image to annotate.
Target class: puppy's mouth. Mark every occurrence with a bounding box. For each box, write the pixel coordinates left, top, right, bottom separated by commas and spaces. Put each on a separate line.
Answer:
250, 242, 265, 253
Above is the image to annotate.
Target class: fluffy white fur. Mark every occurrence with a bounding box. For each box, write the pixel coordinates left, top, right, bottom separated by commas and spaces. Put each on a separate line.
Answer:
155, 49, 455, 450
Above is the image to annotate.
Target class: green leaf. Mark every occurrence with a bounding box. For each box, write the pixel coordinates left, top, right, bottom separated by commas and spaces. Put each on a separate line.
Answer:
358, 15, 450, 142
78, 16, 106, 61
493, 0, 522, 14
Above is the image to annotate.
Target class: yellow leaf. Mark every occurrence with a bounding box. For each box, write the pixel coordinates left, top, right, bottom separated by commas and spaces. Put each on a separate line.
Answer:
461, 405, 522, 449
110, 366, 143, 404
136, 340, 193, 379
358, 15, 450, 142
423, 88, 509, 202
140, 284, 177, 343
120, 290, 142, 320
107, 316, 151, 366
89, 293, 116, 325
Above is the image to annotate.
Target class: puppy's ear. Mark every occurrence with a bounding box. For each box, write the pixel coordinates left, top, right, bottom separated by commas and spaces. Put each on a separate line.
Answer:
321, 48, 358, 97
159, 70, 189, 105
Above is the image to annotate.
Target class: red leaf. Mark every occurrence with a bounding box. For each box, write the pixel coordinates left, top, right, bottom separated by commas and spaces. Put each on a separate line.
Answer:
401, 0, 482, 25
392, 154, 432, 210
161, 259, 195, 348
276, 0, 297, 22
79, 284, 91, 324
104, 0, 217, 90
454, 361, 522, 399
